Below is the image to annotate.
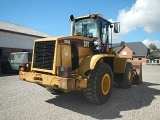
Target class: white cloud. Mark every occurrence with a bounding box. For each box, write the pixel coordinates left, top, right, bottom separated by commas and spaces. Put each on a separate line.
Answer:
117, 0, 160, 34
142, 39, 160, 48
112, 0, 160, 47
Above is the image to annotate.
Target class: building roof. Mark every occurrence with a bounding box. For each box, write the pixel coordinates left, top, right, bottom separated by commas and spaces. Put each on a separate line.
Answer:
112, 43, 124, 53
126, 42, 149, 56
113, 42, 149, 57
0, 21, 51, 38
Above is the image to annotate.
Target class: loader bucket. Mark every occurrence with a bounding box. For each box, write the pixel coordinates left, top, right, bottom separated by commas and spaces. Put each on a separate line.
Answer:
132, 62, 142, 84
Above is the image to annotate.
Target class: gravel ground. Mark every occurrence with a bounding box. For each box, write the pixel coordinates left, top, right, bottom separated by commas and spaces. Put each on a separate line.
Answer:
0, 65, 160, 120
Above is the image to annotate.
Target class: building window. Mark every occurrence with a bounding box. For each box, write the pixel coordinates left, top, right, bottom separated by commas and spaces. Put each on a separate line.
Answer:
122, 51, 127, 56
138, 57, 142, 60
146, 59, 149, 63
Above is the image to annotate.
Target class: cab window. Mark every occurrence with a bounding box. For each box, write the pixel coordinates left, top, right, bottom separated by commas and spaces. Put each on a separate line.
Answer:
75, 18, 97, 38
101, 23, 109, 44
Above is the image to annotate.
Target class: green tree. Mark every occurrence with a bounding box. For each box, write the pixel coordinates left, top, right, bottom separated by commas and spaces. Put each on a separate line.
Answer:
149, 43, 158, 51
148, 43, 158, 63
148, 54, 156, 61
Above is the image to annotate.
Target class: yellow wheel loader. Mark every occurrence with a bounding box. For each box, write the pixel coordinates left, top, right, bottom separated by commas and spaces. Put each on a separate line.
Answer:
19, 14, 142, 104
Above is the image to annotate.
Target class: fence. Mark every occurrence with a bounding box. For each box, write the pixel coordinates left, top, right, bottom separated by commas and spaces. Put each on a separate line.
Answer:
146, 59, 160, 65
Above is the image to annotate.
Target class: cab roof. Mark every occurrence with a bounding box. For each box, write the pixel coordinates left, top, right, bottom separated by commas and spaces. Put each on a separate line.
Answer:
75, 14, 112, 24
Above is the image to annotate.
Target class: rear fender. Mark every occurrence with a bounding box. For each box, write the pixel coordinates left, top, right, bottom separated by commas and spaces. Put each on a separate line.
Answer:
114, 58, 128, 73
132, 62, 142, 84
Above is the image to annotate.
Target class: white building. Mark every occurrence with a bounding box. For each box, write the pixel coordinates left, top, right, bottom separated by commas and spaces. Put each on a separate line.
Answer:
0, 21, 51, 70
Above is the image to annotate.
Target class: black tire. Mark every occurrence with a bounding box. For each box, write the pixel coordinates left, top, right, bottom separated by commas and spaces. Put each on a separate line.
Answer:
46, 87, 64, 95
117, 62, 133, 88
84, 63, 113, 105
1, 63, 7, 74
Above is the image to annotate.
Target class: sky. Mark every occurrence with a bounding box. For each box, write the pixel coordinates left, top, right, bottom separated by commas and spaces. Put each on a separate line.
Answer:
0, 0, 160, 48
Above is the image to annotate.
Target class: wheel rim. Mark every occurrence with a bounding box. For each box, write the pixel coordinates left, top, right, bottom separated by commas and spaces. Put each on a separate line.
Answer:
128, 69, 132, 82
101, 74, 111, 95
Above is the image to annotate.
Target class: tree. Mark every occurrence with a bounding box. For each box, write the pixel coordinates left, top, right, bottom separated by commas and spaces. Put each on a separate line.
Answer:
147, 54, 156, 62
149, 43, 158, 52
148, 43, 158, 63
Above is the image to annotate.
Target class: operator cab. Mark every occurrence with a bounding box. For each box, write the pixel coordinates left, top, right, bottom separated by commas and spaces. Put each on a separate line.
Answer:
70, 14, 120, 54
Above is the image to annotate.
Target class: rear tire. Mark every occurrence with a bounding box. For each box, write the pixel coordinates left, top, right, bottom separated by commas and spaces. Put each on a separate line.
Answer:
115, 62, 133, 88
84, 63, 113, 104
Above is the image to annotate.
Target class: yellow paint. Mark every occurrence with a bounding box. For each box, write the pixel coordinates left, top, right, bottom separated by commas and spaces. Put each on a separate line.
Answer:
128, 69, 132, 82
21, 35, 131, 92
78, 56, 93, 77
90, 54, 115, 69
114, 58, 127, 73
79, 47, 93, 59
61, 45, 72, 66
101, 74, 111, 95
19, 71, 74, 90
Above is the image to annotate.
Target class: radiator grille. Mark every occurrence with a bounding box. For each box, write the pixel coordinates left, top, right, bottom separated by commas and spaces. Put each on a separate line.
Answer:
33, 41, 55, 70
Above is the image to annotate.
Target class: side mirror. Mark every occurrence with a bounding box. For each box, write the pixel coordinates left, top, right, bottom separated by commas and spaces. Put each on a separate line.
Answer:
70, 15, 75, 35
70, 15, 74, 21
114, 22, 120, 33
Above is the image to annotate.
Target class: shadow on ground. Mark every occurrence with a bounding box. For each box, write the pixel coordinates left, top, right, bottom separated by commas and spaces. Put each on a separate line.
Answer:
0, 71, 19, 77
45, 82, 160, 119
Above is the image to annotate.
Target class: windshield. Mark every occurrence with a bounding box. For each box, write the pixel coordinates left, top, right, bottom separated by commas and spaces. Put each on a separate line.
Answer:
75, 18, 97, 38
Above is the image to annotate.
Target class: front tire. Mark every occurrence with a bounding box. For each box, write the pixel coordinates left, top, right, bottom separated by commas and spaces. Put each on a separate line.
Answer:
84, 63, 113, 104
